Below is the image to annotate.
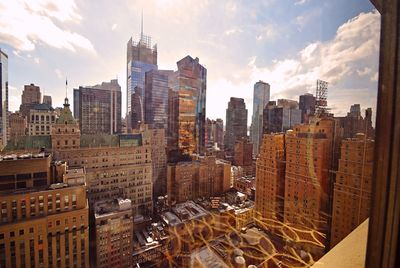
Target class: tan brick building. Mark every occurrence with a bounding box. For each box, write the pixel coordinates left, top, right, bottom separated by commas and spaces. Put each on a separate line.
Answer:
133, 124, 167, 197
0, 153, 89, 268
51, 98, 81, 150
55, 144, 153, 217
255, 133, 285, 221
330, 133, 374, 247
167, 156, 231, 205
8, 112, 26, 142
28, 104, 57, 136
95, 199, 133, 268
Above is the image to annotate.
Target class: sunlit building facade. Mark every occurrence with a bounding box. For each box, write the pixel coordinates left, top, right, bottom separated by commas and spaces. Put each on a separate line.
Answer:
255, 133, 285, 221
168, 56, 207, 156
250, 81, 270, 156
330, 134, 374, 247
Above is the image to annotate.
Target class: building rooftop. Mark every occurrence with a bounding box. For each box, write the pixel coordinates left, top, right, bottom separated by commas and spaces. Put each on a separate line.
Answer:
132, 222, 168, 255
0, 151, 51, 161
94, 198, 132, 218
162, 201, 209, 227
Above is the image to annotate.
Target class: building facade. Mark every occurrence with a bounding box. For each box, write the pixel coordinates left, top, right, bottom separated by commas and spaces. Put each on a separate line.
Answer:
205, 118, 224, 150
52, 98, 81, 150
250, 81, 270, 157
299, 93, 316, 123
28, 103, 56, 136
8, 112, 26, 142
74, 79, 122, 134
0, 49, 8, 148
54, 143, 153, 217
233, 137, 254, 176
127, 33, 158, 129
19, 83, 41, 119
132, 124, 167, 198
144, 69, 174, 130
168, 56, 207, 156
0, 153, 89, 268
330, 134, 374, 247
263, 99, 302, 134
42, 95, 52, 106
224, 97, 248, 154
167, 156, 231, 205
95, 199, 133, 268
255, 133, 285, 221
336, 104, 374, 139
283, 118, 336, 256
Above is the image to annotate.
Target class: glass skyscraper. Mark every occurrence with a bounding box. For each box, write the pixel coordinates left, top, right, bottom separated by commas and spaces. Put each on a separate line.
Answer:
0, 49, 8, 147
126, 34, 158, 129
250, 81, 270, 156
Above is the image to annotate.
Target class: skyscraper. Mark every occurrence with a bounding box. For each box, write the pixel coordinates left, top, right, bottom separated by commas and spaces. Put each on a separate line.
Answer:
73, 79, 121, 134
126, 22, 158, 129
224, 97, 248, 154
144, 69, 174, 129
205, 118, 224, 149
299, 93, 316, 123
250, 81, 270, 156
168, 56, 207, 156
19, 83, 41, 119
263, 99, 301, 134
330, 134, 374, 247
0, 49, 8, 147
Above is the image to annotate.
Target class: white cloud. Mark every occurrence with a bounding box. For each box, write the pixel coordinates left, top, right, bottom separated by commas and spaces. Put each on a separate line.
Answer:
207, 10, 380, 121
34, 57, 40, 64
224, 27, 243, 36
0, 0, 95, 53
256, 24, 278, 41
111, 24, 118, 31
295, 0, 309, 6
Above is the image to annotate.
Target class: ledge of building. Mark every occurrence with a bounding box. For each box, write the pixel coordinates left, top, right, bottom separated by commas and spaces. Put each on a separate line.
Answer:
312, 219, 368, 268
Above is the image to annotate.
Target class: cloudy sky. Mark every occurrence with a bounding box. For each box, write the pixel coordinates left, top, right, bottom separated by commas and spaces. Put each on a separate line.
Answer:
0, 0, 379, 124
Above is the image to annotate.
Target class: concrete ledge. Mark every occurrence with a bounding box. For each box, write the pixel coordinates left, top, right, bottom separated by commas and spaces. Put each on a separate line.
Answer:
312, 219, 368, 268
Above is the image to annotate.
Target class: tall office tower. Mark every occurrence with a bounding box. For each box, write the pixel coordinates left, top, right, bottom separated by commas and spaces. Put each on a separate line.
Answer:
233, 137, 254, 176
0, 152, 89, 268
51, 97, 81, 150
95, 199, 133, 268
206, 118, 224, 149
250, 81, 270, 156
330, 134, 374, 247
284, 118, 336, 256
263, 99, 301, 134
73, 79, 121, 134
255, 133, 285, 221
19, 83, 41, 118
169, 56, 207, 156
0, 49, 8, 147
224, 97, 248, 154
126, 24, 158, 129
336, 105, 374, 139
54, 137, 153, 217
167, 156, 231, 205
299, 93, 316, 123
131, 87, 144, 129
132, 124, 167, 198
43, 95, 52, 106
28, 103, 57, 136
144, 69, 175, 129
8, 112, 26, 142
